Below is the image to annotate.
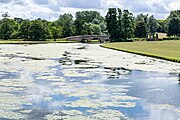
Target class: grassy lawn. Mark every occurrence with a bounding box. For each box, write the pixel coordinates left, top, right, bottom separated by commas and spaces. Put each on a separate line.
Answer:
0, 39, 78, 44
101, 40, 180, 63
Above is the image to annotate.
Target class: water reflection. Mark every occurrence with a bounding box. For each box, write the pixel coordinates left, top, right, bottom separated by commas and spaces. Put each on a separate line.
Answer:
0, 57, 180, 120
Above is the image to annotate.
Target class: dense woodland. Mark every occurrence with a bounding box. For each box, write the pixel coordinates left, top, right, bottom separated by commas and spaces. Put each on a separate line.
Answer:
0, 9, 179, 42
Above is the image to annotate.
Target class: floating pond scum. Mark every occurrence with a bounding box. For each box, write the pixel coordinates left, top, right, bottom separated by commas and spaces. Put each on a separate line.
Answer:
0, 44, 180, 120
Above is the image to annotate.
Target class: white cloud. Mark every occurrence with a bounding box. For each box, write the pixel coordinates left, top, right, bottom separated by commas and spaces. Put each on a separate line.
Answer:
0, 0, 179, 21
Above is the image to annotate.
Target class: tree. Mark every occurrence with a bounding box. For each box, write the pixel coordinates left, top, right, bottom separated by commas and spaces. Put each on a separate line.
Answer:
167, 17, 180, 36
122, 10, 134, 41
76, 10, 104, 23
105, 8, 118, 42
166, 10, 180, 36
117, 8, 123, 41
0, 19, 14, 40
92, 18, 99, 24
157, 20, 165, 33
83, 23, 91, 35
74, 10, 104, 36
14, 17, 24, 24
19, 20, 30, 40
50, 26, 62, 41
106, 8, 134, 42
28, 20, 48, 40
0, 13, 18, 40
74, 18, 85, 35
90, 24, 101, 35
134, 14, 148, 38
148, 15, 158, 38
134, 20, 147, 38
99, 22, 107, 35
57, 13, 74, 37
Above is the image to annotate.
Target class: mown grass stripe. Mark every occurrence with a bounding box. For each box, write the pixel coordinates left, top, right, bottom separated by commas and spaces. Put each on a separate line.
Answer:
100, 41, 180, 63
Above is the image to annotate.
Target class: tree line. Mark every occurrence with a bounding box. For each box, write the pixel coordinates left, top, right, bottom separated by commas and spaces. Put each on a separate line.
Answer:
106, 8, 180, 42
0, 9, 179, 41
0, 11, 106, 41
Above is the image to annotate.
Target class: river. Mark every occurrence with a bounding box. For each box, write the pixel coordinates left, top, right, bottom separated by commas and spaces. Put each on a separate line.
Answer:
0, 43, 180, 120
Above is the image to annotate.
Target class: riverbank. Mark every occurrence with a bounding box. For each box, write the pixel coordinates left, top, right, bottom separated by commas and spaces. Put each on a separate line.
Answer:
100, 40, 180, 63
0, 43, 179, 74
0, 39, 77, 44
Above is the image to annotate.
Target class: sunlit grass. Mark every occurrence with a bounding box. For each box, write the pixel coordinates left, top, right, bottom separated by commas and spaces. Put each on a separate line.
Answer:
101, 40, 180, 63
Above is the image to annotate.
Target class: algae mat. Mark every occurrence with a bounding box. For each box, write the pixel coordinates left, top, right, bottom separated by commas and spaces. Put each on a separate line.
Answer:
0, 43, 180, 120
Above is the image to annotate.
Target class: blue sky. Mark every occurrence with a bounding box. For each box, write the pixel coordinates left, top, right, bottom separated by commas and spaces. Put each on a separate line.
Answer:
0, 0, 179, 21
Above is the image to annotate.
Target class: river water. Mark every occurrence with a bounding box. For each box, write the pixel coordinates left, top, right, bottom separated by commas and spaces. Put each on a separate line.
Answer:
0, 43, 180, 120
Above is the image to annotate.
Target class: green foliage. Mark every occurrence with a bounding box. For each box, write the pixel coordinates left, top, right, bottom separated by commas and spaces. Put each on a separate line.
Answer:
105, 8, 118, 42
74, 18, 85, 35
134, 20, 147, 38
28, 20, 48, 40
165, 10, 180, 37
148, 15, 158, 38
157, 20, 165, 33
90, 24, 101, 35
0, 18, 18, 40
122, 10, 134, 40
99, 22, 107, 33
83, 23, 91, 35
76, 10, 104, 23
163, 37, 180, 40
14, 17, 24, 24
168, 17, 180, 36
1, 9, 180, 42
19, 20, 30, 40
92, 18, 99, 24
134, 14, 148, 38
57, 13, 74, 37
74, 10, 104, 36
50, 26, 62, 41
105, 8, 134, 42
116, 8, 123, 41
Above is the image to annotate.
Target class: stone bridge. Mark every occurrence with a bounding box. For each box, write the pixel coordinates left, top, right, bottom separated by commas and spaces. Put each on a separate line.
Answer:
66, 35, 110, 43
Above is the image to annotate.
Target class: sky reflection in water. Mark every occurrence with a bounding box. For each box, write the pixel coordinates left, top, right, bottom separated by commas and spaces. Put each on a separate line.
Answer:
0, 59, 180, 120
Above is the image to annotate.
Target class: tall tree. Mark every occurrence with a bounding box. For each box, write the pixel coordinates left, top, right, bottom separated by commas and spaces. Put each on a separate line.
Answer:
134, 20, 147, 38
19, 20, 30, 40
134, 14, 148, 38
76, 10, 104, 23
0, 13, 18, 40
105, 8, 118, 42
57, 13, 74, 37
157, 20, 165, 33
122, 10, 134, 40
28, 20, 48, 40
106, 8, 134, 42
117, 8, 123, 41
148, 15, 158, 38
166, 10, 180, 36
74, 18, 85, 35
167, 17, 180, 36
74, 10, 104, 35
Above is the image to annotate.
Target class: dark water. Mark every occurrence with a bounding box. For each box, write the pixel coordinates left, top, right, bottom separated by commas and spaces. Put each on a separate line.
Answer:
0, 59, 180, 120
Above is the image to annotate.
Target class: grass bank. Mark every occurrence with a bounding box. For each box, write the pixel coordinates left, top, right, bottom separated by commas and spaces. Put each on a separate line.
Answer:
0, 39, 78, 44
101, 40, 180, 63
